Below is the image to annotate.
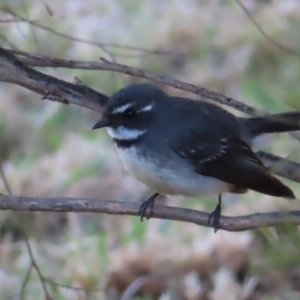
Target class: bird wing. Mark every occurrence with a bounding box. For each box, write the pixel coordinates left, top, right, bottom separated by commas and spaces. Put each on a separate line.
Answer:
170, 133, 295, 199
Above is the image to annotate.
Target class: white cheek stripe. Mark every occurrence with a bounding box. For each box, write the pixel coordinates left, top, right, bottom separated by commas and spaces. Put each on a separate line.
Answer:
112, 103, 133, 114
138, 104, 153, 112
106, 126, 146, 140
112, 103, 153, 115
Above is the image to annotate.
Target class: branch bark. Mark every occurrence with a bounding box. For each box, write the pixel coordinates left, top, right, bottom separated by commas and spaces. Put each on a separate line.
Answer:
0, 47, 300, 231
2, 49, 279, 115
0, 47, 299, 184
0, 193, 299, 232
0, 48, 107, 111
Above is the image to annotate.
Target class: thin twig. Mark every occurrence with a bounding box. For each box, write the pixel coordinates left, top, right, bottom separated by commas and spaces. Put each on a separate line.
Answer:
235, 0, 299, 58
24, 237, 51, 299
45, 278, 103, 292
0, 194, 299, 232
19, 0, 39, 50
257, 151, 300, 184
0, 159, 62, 300
243, 276, 260, 300
0, 6, 181, 58
0, 156, 37, 300
0, 18, 18, 23
120, 275, 151, 300
0, 33, 17, 49
20, 264, 33, 300
0, 162, 12, 195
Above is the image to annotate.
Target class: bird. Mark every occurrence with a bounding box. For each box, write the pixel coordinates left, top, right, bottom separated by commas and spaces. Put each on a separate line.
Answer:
92, 83, 300, 231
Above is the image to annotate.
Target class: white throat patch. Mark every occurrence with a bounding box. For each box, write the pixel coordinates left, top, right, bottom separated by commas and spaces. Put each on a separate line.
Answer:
106, 126, 146, 140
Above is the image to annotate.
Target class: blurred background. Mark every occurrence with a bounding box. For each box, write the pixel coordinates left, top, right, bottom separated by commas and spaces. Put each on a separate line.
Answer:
0, 0, 300, 299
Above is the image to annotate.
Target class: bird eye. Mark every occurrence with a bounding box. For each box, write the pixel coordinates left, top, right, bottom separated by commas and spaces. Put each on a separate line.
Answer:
124, 108, 135, 117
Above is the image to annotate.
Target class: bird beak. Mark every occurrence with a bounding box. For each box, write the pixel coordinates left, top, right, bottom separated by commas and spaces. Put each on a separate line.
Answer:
92, 118, 109, 130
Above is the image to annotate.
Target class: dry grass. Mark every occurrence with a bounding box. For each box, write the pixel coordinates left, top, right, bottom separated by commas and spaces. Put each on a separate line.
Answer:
0, 0, 300, 299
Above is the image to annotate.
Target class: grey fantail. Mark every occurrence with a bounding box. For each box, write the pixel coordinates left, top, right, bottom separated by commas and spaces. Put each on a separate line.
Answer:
93, 83, 299, 231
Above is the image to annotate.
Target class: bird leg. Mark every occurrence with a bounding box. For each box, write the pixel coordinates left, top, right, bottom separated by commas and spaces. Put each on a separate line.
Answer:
208, 194, 222, 232
138, 193, 159, 222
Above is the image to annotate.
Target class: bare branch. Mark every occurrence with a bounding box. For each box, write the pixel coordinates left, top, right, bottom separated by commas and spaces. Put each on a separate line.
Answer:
0, 47, 107, 111
0, 194, 299, 232
0, 47, 299, 185
11, 50, 300, 128
8, 49, 300, 140
11, 50, 264, 116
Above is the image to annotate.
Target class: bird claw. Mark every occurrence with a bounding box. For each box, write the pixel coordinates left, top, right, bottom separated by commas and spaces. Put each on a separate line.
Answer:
138, 193, 159, 222
208, 195, 222, 233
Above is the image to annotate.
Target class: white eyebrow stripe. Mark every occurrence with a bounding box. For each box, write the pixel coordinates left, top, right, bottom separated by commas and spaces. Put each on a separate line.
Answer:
112, 103, 133, 114
106, 126, 146, 140
138, 104, 153, 112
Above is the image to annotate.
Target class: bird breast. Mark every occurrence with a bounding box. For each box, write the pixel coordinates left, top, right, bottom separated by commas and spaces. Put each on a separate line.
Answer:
115, 145, 229, 197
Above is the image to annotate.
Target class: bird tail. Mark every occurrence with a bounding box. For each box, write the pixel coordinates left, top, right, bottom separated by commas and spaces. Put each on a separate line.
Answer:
244, 112, 300, 137
248, 172, 296, 199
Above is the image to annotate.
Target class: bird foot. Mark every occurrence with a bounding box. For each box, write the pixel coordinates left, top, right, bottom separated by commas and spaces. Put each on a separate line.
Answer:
208, 195, 222, 233
138, 193, 159, 222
